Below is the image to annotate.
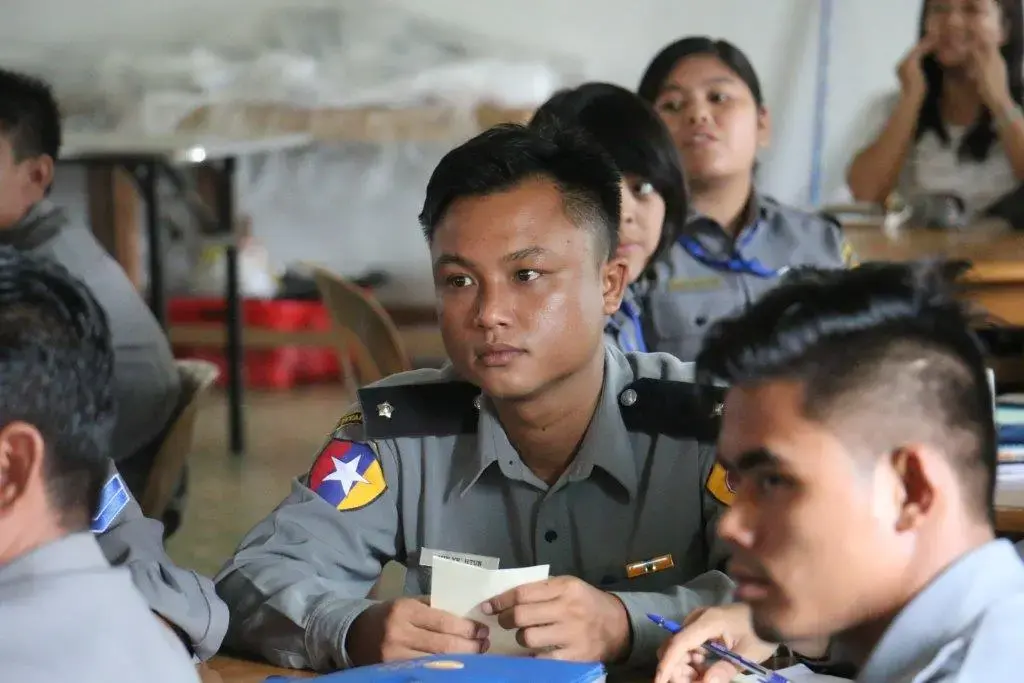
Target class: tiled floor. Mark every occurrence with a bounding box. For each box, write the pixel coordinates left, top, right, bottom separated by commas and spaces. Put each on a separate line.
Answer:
166, 385, 352, 576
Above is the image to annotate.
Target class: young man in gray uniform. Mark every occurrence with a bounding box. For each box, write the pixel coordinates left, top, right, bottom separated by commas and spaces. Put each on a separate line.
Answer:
0, 68, 180, 509
216, 123, 737, 672
0, 248, 199, 682
655, 262, 1024, 683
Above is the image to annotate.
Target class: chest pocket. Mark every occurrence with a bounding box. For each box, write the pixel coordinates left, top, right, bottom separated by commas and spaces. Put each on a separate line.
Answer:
647, 280, 740, 362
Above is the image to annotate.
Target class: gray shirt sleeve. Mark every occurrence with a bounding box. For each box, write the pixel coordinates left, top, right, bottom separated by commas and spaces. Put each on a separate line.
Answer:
214, 409, 402, 672
93, 459, 228, 661
610, 442, 735, 667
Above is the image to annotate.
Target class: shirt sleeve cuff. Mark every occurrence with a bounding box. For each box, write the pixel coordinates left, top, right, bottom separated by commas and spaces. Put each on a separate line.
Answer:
306, 596, 379, 671
610, 570, 736, 668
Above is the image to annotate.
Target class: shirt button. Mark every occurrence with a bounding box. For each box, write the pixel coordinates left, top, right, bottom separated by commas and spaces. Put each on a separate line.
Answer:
695, 316, 708, 326
544, 530, 558, 542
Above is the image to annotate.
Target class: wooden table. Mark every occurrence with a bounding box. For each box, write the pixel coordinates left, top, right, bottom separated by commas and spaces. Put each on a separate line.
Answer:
843, 221, 1024, 326
997, 478, 1024, 534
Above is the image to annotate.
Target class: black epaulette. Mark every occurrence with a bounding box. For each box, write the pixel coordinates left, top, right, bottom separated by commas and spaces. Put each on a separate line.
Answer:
618, 378, 725, 443
358, 381, 481, 440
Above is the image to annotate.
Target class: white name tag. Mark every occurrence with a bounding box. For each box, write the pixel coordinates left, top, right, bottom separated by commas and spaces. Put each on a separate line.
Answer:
420, 548, 500, 570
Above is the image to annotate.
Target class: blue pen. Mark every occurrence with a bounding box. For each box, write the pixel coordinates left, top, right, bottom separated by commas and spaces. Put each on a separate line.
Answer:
647, 613, 788, 683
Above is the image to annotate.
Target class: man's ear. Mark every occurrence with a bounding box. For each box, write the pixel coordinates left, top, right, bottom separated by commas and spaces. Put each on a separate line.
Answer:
0, 422, 46, 515
23, 155, 54, 202
889, 446, 937, 533
602, 257, 629, 316
756, 106, 772, 149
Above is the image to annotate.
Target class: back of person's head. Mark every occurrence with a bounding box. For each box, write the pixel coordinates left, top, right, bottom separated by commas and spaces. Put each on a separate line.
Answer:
418, 122, 622, 261
0, 246, 115, 543
700, 260, 994, 521
530, 82, 687, 271
695, 261, 995, 643
638, 36, 764, 109
0, 69, 61, 227
918, 0, 1024, 162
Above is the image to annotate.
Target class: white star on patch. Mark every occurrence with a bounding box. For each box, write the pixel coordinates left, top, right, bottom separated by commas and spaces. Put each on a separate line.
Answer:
323, 455, 369, 496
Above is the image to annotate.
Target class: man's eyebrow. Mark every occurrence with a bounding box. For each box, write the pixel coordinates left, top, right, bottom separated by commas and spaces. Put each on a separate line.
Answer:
731, 447, 783, 473
434, 253, 475, 269
502, 246, 548, 263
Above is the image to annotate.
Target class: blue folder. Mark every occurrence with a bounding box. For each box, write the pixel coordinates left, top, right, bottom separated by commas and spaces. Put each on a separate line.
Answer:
265, 654, 606, 683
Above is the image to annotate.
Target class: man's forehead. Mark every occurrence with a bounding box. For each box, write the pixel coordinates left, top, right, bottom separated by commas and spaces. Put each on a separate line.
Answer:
718, 381, 808, 464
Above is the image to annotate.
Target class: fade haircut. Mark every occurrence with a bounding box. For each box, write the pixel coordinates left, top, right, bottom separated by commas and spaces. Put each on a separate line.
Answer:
418, 123, 622, 261
0, 68, 62, 163
696, 261, 996, 524
0, 246, 116, 530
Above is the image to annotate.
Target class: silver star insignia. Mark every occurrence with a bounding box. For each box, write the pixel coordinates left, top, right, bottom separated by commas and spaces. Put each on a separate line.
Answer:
377, 401, 394, 419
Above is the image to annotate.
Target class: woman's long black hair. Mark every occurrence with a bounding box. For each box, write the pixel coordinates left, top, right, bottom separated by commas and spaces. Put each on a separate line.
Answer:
637, 36, 765, 110
917, 0, 1024, 161
530, 82, 687, 274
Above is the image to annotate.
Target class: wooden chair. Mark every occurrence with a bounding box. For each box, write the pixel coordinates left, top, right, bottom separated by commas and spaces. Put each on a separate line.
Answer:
139, 359, 220, 521
311, 266, 412, 390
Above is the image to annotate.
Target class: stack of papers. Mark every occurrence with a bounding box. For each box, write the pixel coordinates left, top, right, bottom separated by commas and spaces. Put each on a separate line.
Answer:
429, 557, 550, 655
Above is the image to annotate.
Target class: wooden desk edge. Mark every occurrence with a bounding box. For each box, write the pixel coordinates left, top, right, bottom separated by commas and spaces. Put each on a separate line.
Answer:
996, 505, 1024, 534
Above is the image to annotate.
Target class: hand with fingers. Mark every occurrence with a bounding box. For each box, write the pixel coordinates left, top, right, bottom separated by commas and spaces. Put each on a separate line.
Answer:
347, 597, 490, 665
654, 604, 777, 683
481, 576, 631, 663
967, 36, 1012, 112
897, 33, 938, 103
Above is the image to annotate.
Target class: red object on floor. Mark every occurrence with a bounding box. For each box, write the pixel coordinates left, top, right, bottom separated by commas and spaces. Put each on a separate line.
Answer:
169, 297, 342, 390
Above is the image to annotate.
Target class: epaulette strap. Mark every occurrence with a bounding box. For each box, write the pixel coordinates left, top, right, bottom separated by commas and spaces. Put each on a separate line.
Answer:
359, 381, 481, 439
619, 378, 725, 442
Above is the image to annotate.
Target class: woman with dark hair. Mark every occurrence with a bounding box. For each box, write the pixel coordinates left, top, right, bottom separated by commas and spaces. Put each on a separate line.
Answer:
530, 83, 687, 354
636, 37, 851, 362
848, 0, 1024, 217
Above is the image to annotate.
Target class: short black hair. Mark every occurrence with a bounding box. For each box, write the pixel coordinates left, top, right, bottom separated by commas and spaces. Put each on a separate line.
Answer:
530, 83, 687, 276
638, 36, 764, 109
418, 123, 621, 260
0, 68, 62, 163
696, 261, 996, 524
0, 246, 116, 530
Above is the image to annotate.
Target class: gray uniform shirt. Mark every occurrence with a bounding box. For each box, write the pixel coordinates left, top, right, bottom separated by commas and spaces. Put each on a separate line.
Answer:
0, 532, 200, 683
93, 459, 229, 661
0, 200, 181, 491
856, 539, 1024, 682
640, 194, 854, 362
604, 285, 648, 354
216, 345, 736, 672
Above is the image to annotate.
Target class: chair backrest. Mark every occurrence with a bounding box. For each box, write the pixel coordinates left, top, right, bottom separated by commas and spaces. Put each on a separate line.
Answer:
312, 266, 411, 386
139, 359, 220, 520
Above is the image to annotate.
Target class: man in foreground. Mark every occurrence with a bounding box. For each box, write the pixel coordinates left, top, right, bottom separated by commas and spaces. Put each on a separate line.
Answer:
0, 247, 199, 682
216, 123, 736, 671
655, 262, 1024, 683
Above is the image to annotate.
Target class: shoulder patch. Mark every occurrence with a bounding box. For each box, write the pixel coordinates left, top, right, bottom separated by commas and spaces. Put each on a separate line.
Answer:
705, 463, 736, 506
359, 381, 481, 439
309, 439, 387, 511
619, 378, 725, 442
91, 473, 130, 533
334, 411, 363, 431
841, 239, 859, 268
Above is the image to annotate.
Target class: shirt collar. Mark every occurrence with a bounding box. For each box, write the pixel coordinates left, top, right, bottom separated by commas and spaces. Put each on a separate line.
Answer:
0, 199, 65, 249
684, 191, 772, 253
454, 344, 638, 499
856, 539, 1024, 682
1, 533, 108, 585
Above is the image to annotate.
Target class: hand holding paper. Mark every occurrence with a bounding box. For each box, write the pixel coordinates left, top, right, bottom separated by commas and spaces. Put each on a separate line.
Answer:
430, 557, 550, 656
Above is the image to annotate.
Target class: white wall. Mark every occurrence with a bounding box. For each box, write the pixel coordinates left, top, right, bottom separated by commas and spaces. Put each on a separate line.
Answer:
1, 0, 920, 301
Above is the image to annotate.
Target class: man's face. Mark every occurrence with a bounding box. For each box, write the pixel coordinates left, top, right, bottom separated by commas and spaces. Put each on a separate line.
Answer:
0, 137, 50, 229
715, 380, 911, 643
430, 178, 625, 400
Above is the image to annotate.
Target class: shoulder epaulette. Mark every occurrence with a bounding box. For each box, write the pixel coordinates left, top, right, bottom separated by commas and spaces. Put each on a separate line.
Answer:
618, 378, 725, 443
359, 380, 481, 440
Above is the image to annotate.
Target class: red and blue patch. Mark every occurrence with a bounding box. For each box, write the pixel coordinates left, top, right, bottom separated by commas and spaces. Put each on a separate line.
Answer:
308, 439, 387, 511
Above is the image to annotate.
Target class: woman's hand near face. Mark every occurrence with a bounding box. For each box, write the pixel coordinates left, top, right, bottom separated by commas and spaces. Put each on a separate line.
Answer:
897, 33, 938, 104
968, 35, 1013, 111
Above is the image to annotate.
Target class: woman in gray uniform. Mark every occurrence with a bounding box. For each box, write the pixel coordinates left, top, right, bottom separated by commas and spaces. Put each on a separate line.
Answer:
637, 37, 855, 362
530, 83, 688, 354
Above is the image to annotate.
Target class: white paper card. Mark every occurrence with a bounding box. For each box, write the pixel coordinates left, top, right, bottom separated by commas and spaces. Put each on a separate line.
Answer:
430, 556, 549, 655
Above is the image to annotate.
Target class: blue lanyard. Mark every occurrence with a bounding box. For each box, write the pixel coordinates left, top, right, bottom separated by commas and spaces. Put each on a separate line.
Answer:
610, 298, 647, 354
678, 223, 787, 279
